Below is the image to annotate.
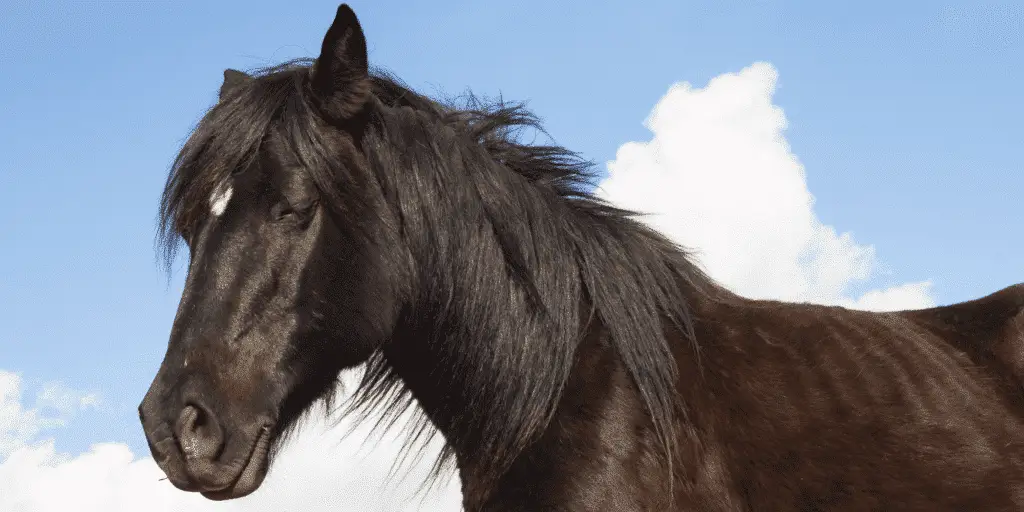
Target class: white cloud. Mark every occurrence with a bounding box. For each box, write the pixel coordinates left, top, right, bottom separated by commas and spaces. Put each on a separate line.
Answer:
843, 280, 936, 312
1, 62, 938, 511
0, 370, 463, 512
598, 62, 934, 310
0, 371, 100, 460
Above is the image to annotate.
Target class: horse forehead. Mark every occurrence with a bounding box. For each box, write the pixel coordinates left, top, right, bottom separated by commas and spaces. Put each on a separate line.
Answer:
209, 182, 234, 217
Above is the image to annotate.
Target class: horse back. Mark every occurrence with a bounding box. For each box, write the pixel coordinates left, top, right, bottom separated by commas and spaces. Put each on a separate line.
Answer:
902, 283, 1024, 408
681, 286, 1024, 511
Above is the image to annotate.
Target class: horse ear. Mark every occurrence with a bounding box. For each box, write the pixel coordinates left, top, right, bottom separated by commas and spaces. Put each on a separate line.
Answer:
219, 69, 252, 101
309, 4, 370, 120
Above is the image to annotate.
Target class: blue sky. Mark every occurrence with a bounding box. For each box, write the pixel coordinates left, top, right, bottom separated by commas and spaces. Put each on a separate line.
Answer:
0, 0, 1020, 505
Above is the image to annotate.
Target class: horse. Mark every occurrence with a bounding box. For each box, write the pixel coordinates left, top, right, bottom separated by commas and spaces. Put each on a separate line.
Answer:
138, 4, 1024, 510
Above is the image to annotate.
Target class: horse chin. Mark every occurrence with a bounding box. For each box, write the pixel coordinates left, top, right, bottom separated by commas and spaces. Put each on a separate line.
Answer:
199, 426, 273, 501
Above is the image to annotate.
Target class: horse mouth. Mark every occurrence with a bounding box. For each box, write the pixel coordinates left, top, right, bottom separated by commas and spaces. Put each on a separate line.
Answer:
199, 425, 272, 501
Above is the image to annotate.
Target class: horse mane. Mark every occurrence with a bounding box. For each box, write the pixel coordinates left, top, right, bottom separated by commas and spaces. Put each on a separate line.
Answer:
156, 58, 722, 493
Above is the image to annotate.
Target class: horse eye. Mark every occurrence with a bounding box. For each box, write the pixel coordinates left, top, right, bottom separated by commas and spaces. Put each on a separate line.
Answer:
270, 202, 296, 221
271, 200, 317, 222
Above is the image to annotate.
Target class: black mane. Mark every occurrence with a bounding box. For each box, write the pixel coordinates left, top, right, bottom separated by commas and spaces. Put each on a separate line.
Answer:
157, 58, 721, 492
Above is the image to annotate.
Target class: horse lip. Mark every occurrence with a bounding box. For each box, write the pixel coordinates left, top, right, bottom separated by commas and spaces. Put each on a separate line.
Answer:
198, 424, 273, 500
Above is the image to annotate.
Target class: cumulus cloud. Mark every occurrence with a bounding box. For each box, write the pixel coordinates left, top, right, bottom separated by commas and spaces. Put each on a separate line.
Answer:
1, 61, 938, 511
0, 371, 99, 459
598, 62, 934, 311
0, 370, 463, 511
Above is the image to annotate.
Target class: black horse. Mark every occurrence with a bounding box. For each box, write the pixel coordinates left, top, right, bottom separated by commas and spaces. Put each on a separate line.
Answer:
139, 5, 1024, 510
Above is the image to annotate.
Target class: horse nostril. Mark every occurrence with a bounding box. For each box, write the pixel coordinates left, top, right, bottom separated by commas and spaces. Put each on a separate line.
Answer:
174, 402, 224, 460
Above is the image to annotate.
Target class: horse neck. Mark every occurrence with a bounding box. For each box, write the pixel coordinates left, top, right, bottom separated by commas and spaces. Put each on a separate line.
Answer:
372, 147, 587, 484
364, 114, 719, 503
